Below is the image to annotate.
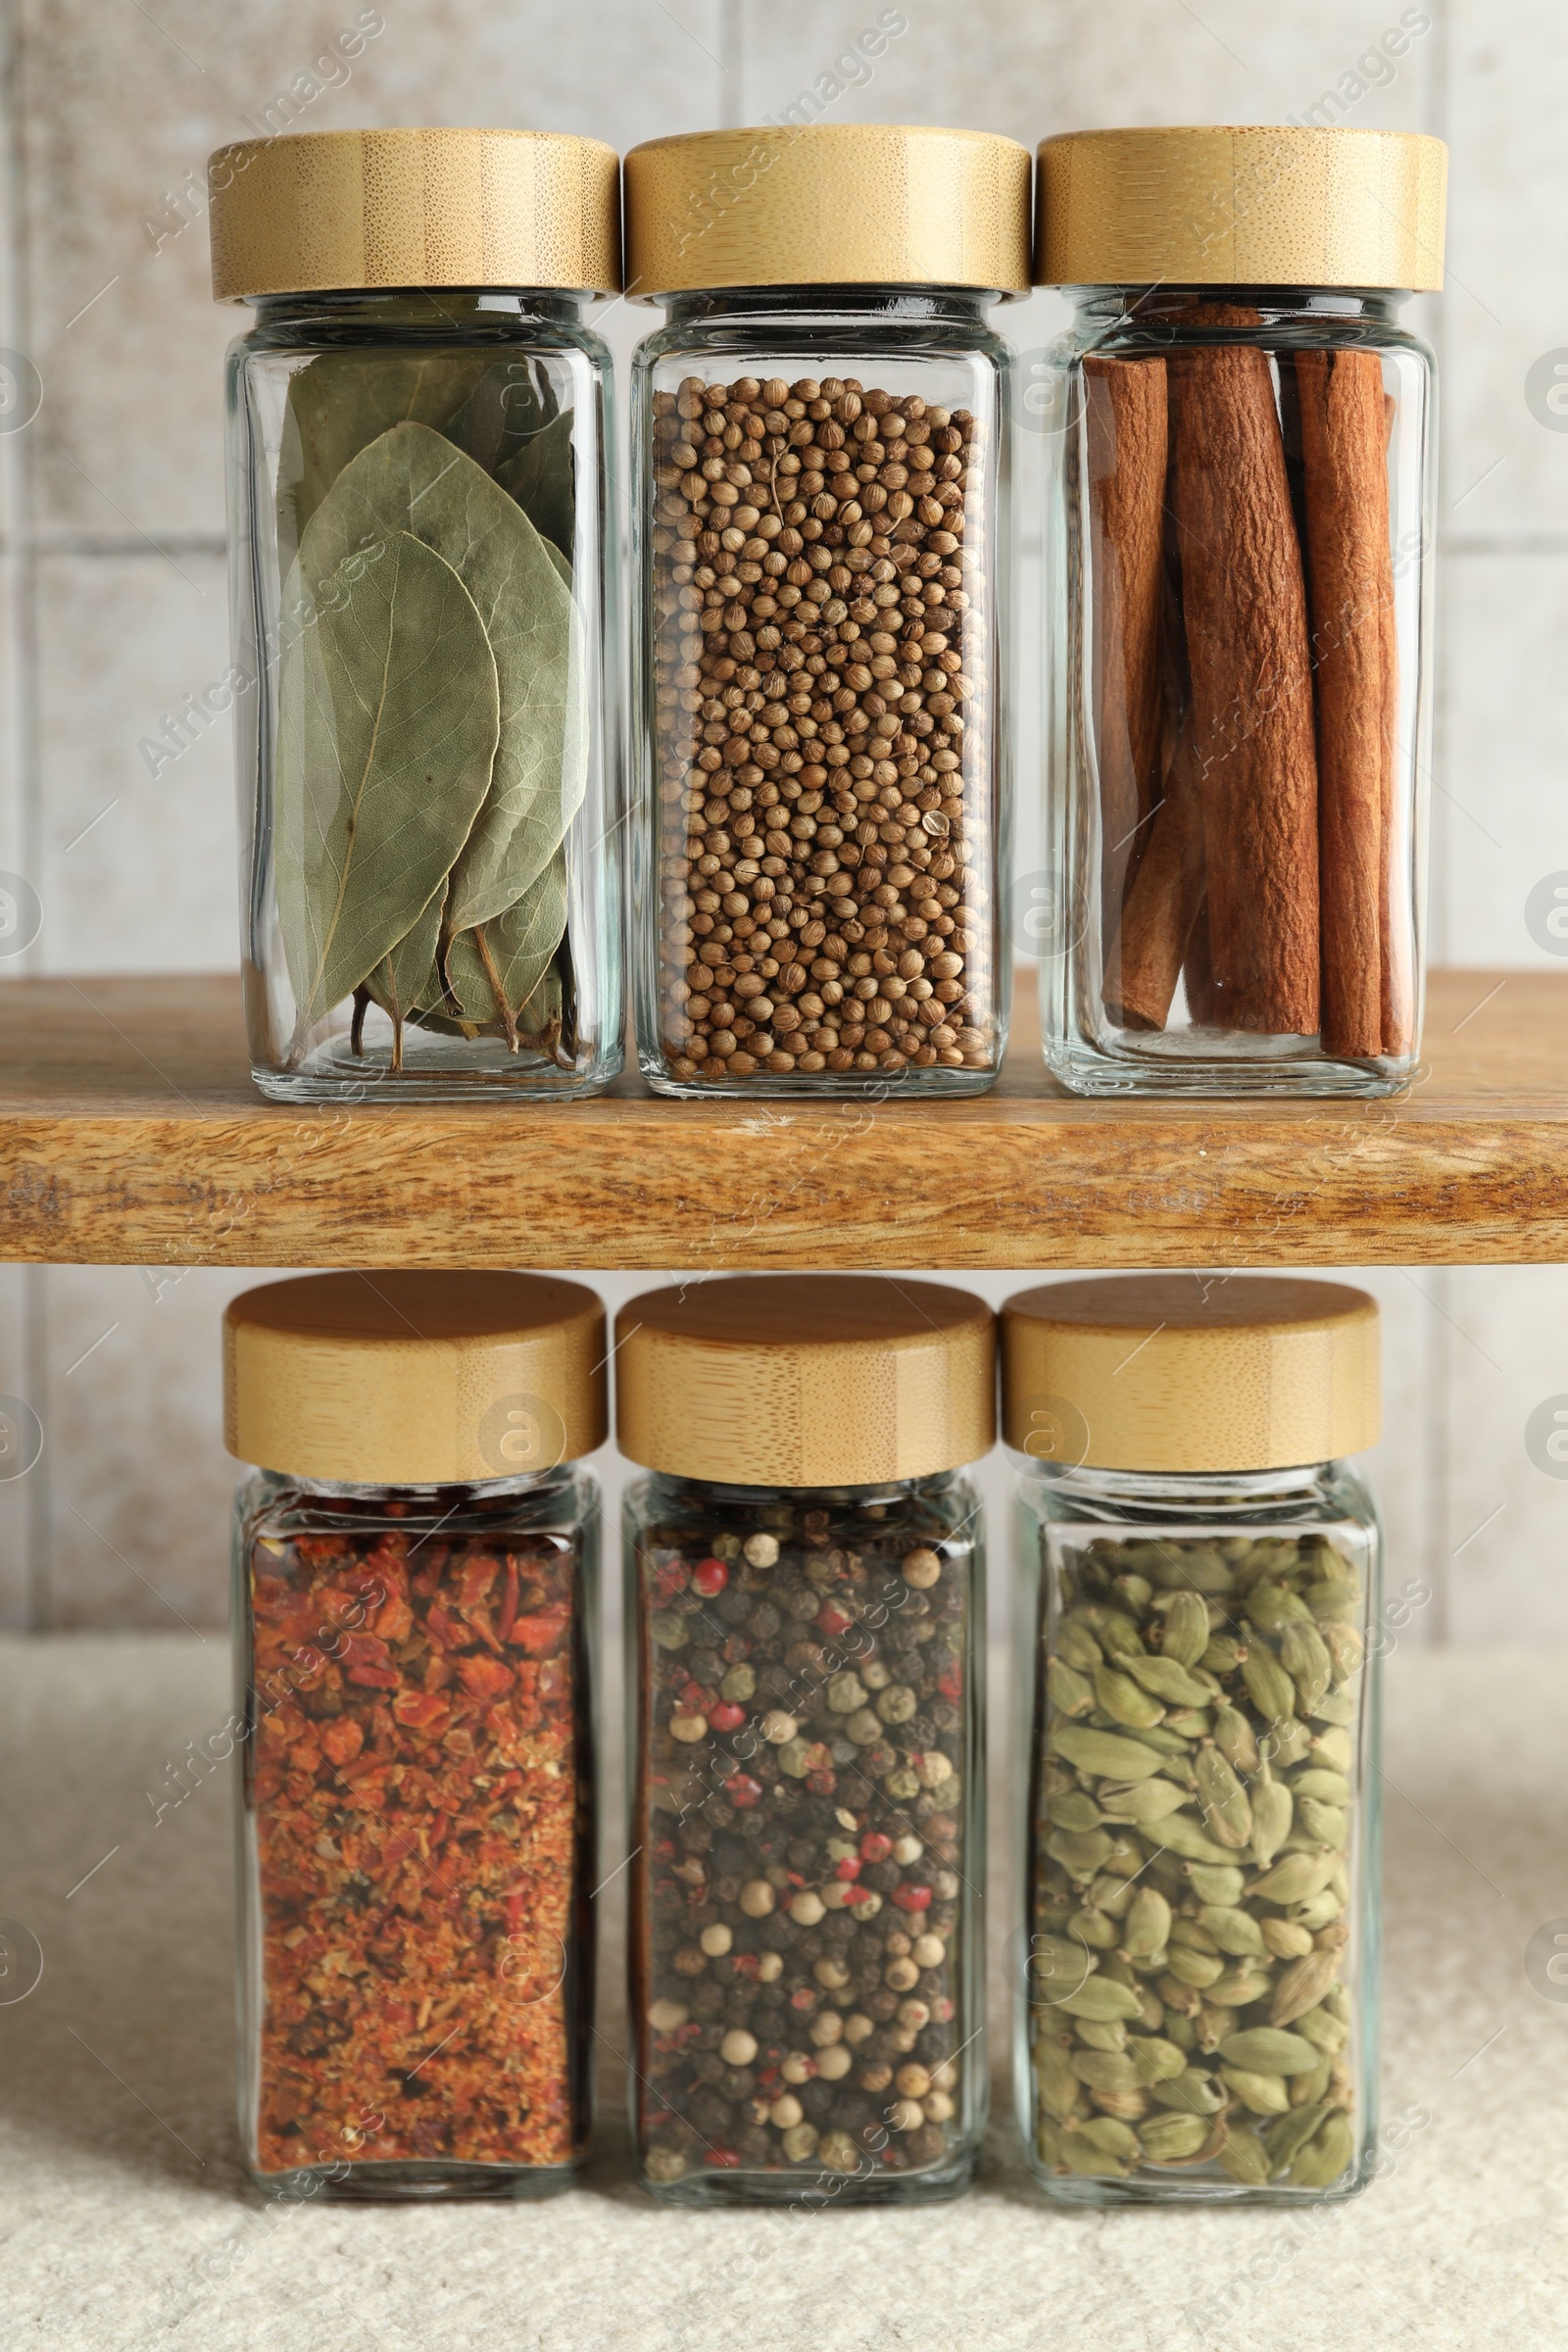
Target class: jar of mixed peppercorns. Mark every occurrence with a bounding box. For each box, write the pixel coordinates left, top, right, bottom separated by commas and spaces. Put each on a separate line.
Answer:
223, 1270, 607, 2198
1004, 1275, 1383, 2206
623, 122, 1031, 1096
616, 1274, 994, 2203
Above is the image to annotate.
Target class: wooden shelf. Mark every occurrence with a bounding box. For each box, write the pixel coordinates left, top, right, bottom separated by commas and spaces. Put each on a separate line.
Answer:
0, 969, 1559, 1268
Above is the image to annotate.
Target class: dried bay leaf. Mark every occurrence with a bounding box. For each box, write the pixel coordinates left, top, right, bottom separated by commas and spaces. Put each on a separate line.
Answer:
276, 348, 495, 577
274, 526, 499, 1041
443, 355, 558, 476
497, 410, 576, 564
300, 422, 586, 938
360, 887, 446, 1059
544, 540, 571, 590
442, 851, 568, 1035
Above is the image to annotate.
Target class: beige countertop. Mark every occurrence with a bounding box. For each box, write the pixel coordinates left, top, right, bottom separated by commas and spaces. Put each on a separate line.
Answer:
0, 1634, 1560, 2351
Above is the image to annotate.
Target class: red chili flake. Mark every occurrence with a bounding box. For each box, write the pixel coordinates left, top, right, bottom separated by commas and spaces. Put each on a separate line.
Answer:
892, 1883, 933, 1912
834, 1856, 861, 1882
456, 1655, 516, 1703
508, 1604, 569, 1656
727, 1775, 763, 1808
247, 1515, 583, 2177
858, 1832, 893, 1863
339, 1634, 399, 1690
710, 1701, 746, 1733
691, 1557, 729, 1596
497, 1561, 521, 1644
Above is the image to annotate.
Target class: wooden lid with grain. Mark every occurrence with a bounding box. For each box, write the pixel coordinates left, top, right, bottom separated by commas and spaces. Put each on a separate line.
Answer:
1036, 126, 1446, 291
615, 1275, 995, 1487
224, 1271, 607, 1484
1002, 1274, 1379, 1472
623, 124, 1032, 299
209, 127, 621, 301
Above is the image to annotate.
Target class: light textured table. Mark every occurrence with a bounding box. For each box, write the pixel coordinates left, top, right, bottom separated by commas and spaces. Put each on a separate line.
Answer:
0, 1635, 1559, 2351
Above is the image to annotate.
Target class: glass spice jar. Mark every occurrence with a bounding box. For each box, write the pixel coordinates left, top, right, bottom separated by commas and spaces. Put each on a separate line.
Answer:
223, 1270, 607, 2199
210, 128, 623, 1100
623, 123, 1031, 1096
1034, 126, 1446, 1096
1003, 1275, 1382, 2205
615, 1275, 995, 2202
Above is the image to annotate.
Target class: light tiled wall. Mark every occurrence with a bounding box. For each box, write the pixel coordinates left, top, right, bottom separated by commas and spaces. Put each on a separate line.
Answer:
0, 0, 1566, 1634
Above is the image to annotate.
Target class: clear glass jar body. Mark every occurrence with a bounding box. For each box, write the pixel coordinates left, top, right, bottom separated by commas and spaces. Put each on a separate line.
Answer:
624, 1468, 986, 2203
231, 1463, 598, 2198
1039, 288, 1435, 1097
1013, 1453, 1380, 2205
630, 288, 1013, 1097
225, 289, 621, 1102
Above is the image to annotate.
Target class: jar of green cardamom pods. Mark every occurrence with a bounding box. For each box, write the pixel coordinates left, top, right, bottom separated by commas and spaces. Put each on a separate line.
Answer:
1003, 1275, 1381, 2207
210, 127, 623, 1099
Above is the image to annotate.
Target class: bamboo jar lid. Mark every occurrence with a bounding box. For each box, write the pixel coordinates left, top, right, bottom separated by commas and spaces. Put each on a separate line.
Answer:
623, 124, 1032, 300
223, 1271, 608, 1485
208, 127, 621, 302
615, 1276, 995, 1487
1002, 1275, 1379, 1473
1036, 126, 1446, 291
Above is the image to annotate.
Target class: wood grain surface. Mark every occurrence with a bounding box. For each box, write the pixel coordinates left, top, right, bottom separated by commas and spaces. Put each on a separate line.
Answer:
0, 971, 1557, 1268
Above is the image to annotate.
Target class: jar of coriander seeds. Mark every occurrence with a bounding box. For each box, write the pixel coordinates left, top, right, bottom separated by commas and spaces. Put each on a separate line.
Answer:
1034, 127, 1446, 1097
210, 129, 623, 1100
616, 1275, 994, 2203
224, 1271, 606, 2198
623, 124, 1031, 1096
1003, 1275, 1381, 2205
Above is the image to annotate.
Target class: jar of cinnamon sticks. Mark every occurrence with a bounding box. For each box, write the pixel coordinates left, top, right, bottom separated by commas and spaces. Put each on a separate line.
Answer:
1033, 127, 1446, 1095
622, 124, 1031, 1097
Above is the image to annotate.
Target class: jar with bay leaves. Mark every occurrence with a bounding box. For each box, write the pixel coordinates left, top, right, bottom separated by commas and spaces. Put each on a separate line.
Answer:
623, 123, 1031, 1096
1033, 127, 1446, 1097
210, 128, 623, 1099
1003, 1276, 1383, 2206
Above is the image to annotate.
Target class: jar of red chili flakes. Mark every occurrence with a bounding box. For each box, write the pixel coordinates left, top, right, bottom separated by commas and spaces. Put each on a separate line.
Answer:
223, 1270, 606, 2199
616, 1275, 994, 2204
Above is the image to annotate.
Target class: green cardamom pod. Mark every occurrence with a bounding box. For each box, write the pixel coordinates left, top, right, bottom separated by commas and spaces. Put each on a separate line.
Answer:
1067, 1906, 1119, 1950
1264, 2100, 1329, 2178
1195, 1743, 1254, 1848
1292, 2002, 1350, 2055
1280, 1619, 1334, 1712
1077, 2115, 1142, 2159
1097, 1778, 1190, 1824
1290, 2055, 1334, 2107
1055, 2131, 1129, 2178
1287, 2108, 1355, 2189
1241, 1644, 1298, 1724
1244, 1582, 1313, 1633
1219, 2066, 1292, 2116
1151, 2067, 1224, 2115
1046, 1657, 1096, 1718
1139, 2112, 1210, 2164
1322, 1620, 1364, 1681
1249, 1848, 1338, 1906
1056, 1976, 1145, 2023
1046, 1828, 1115, 1880
1034, 2030, 1082, 2122
1148, 1546, 1233, 1593
1219, 2027, 1323, 2077
1250, 1762, 1295, 1869
1070, 2048, 1144, 2095
1183, 1862, 1246, 1907
1122, 1886, 1173, 1963
1291, 1768, 1353, 1804
1309, 1689, 1356, 1727
1048, 1788, 1103, 1834
1144, 1812, 1243, 1867
1074, 2016, 1128, 2051
1259, 1916, 1315, 1959
1123, 1652, 1214, 1707
1198, 1904, 1266, 1957
1052, 1723, 1166, 1782
1093, 1661, 1167, 1730
1218, 2123, 1271, 2184
1209, 1963, 1273, 2008
1163, 1944, 1226, 1990
1297, 1796, 1348, 1849
1127, 2034, 1187, 2084
1310, 1725, 1355, 1771
1056, 1621, 1103, 1672
1160, 1590, 1211, 1668
1213, 1702, 1262, 1775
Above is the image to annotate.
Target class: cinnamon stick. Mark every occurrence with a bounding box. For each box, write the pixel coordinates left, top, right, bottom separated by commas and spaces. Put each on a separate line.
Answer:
1379, 388, 1411, 1055
1085, 356, 1167, 943
1183, 897, 1217, 1024
1296, 349, 1391, 1059
1171, 347, 1320, 1035
1104, 719, 1206, 1030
